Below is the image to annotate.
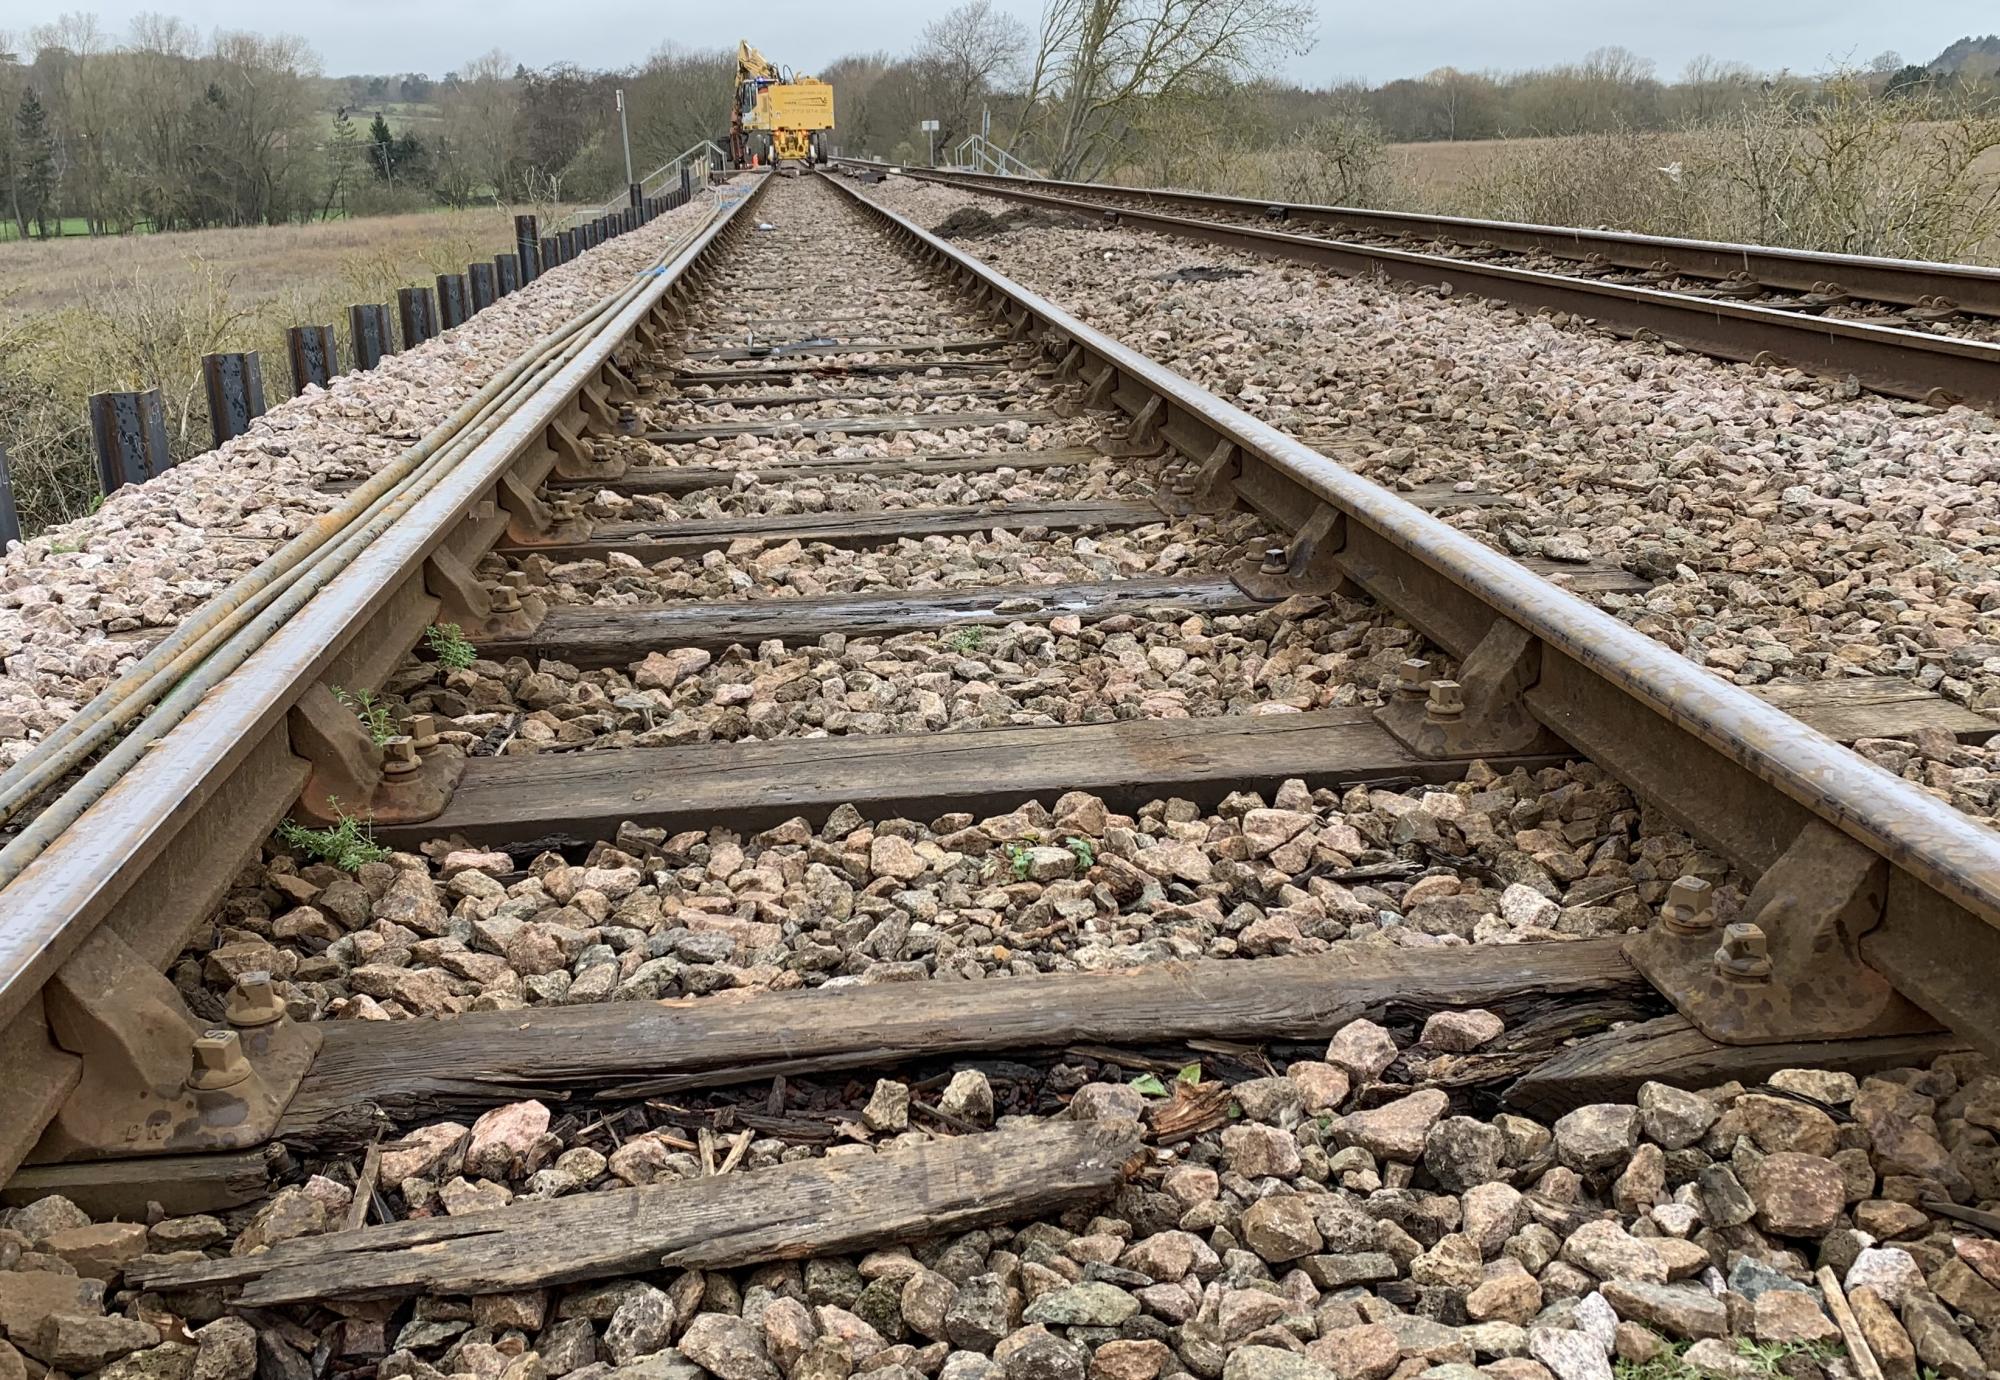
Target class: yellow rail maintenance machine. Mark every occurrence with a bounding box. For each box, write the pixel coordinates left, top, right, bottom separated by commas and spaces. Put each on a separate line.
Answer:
732, 41, 835, 169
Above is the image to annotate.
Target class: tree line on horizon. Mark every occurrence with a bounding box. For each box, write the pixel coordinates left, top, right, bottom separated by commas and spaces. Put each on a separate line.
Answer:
1, 4, 1996, 240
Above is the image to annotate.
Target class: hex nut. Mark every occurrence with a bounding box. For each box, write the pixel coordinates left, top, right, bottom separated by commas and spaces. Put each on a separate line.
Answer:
1714, 921, 1773, 983
1662, 875, 1717, 935
188, 1029, 252, 1090
226, 971, 286, 1028
1425, 679, 1465, 722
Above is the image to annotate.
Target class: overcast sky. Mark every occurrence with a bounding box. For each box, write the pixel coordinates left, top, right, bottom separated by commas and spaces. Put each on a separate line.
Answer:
11, 0, 1996, 84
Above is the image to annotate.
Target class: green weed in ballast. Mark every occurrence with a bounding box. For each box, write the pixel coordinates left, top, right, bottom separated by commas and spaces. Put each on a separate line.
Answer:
333, 685, 397, 745
425, 622, 478, 671
276, 805, 390, 871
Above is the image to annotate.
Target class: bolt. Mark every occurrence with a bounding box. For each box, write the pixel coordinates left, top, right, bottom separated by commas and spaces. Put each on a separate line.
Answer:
382, 735, 420, 777
491, 582, 523, 614
408, 714, 441, 752
1395, 658, 1432, 702
226, 971, 285, 1028
1259, 546, 1288, 575
1661, 875, 1716, 935
618, 406, 640, 435
1714, 922, 1773, 983
1169, 475, 1193, 496
188, 1029, 252, 1090
1425, 679, 1465, 723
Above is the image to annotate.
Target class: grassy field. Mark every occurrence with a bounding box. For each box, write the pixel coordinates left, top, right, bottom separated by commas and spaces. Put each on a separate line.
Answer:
0, 201, 566, 537
0, 205, 525, 316
1385, 137, 1552, 205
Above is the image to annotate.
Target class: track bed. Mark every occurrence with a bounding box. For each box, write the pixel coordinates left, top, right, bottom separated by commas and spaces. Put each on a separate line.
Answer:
2, 173, 1998, 1380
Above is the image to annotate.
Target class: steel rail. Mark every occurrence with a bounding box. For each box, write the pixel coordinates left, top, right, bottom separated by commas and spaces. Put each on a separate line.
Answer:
826, 170, 2000, 1054
845, 162, 2000, 409
877, 163, 2000, 317
0, 178, 770, 1036
0, 253, 641, 834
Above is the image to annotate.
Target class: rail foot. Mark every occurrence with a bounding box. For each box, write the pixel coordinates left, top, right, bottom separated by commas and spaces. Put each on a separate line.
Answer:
1230, 505, 1355, 600
1372, 618, 1564, 759
1155, 438, 1241, 516
290, 687, 469, 829
548, 419, 628, 483
498, 470, 595, 548
1625, 821, 1942, 1045
31, 933, 321, 1165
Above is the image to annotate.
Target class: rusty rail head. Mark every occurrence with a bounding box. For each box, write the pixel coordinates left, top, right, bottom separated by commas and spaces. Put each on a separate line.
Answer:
0, 177, 770, 1037
825, 170, 2000, 1036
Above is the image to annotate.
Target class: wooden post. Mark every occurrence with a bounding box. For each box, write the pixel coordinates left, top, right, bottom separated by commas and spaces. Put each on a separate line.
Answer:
563, 229, 580, 260
540, 234, 560, 269
398, 286, 438, 348
348, 305, 395, 371
88, 389, 174, 495
495, 253, 521, 297
286, 325, 338, 397
0, 444, 21, 548
514, 214, 540, 283
436, 274, 470, 330
200, 351, 266, 448
468, 262, 497, 312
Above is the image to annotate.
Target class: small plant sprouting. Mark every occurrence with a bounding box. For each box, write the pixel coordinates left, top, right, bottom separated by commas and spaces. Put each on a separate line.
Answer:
1005, 841, 1033, 880
1611, 1340, 1845, 1380
425, 622, 478, 671
333, 686, 396, 745
1065, 835, 1096, 870
944, 626, 988, 653
276, 804, 390, 871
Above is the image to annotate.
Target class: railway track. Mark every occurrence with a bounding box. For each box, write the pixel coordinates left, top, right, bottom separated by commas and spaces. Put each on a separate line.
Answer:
0, 170, 1997, 1380
850, 162, 2000, 410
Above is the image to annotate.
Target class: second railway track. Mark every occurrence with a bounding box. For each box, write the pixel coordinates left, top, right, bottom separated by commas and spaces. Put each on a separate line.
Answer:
855, 162, 2000, 410
1, 168, 1999, 1380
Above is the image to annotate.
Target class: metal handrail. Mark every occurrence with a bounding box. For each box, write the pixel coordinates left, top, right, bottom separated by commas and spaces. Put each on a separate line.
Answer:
947, 134, 1041, 178
556, 140, 729, 231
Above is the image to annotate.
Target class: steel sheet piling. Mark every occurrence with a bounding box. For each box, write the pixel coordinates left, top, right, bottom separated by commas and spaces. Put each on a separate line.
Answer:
437, 274, 470, 330
286, 325, 338, 397
348, 305, 395, 371
200, 352, 267, 448
469, 262, 498, 313
398, 286, 439, 348
89, 389, 174, 495
515, 214, 540, 283
0, 445, 21, 548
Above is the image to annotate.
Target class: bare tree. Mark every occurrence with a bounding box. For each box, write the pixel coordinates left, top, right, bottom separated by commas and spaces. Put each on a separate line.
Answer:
1674, 54, 1757, 125
1020, 0, 1317, 178
439, 49, 517, 197
916, 0, 1029, 152
1418, 67, 1499, 141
